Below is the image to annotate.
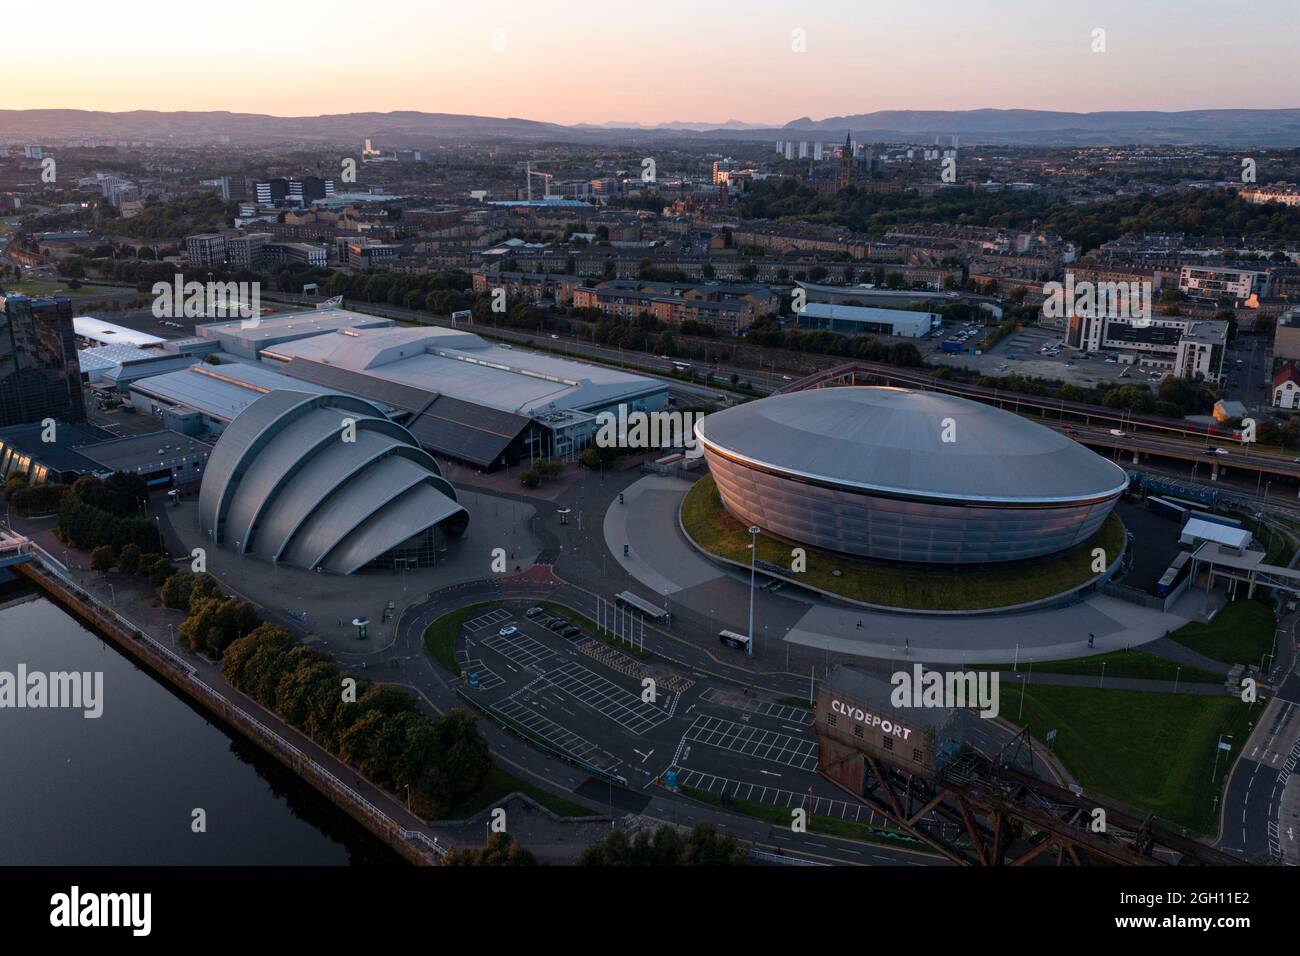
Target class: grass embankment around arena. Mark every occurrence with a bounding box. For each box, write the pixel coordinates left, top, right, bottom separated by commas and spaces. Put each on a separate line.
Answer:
681, 475, 1125, 611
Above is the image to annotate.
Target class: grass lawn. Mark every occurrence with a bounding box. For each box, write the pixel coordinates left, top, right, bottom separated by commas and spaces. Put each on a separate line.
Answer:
1007, 684, 1260, 834
1169, 599, 1277, 667
421, 601, 496, 674
988, 649, 1223, 685
442, 766, 596, 820
1, 280, 123, 299
681, 475, 1125, 611
681, 786, 924, 850
538, 600, 652, 661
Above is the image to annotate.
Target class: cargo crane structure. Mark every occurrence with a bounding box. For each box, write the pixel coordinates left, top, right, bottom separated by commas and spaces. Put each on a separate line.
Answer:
819, 727, 1248, 866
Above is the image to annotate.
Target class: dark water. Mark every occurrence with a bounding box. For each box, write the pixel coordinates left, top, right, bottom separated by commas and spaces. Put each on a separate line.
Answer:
0, 583, 403, 865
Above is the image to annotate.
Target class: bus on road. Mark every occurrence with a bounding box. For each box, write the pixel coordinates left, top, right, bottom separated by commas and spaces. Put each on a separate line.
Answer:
718, 630, 751, 652
615, 590, 670, 622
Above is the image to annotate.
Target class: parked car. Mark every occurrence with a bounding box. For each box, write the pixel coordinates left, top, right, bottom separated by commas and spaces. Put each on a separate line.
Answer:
498, 625, 518, 637
525, 607, 544, 618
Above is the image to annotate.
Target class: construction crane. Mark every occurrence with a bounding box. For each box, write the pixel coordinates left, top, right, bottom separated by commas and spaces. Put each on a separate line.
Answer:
525, 162, 553, 201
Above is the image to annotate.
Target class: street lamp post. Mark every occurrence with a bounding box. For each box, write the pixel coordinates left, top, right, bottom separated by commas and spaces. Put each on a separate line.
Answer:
1211, 734, 1233, 783
747, 526, 759, 657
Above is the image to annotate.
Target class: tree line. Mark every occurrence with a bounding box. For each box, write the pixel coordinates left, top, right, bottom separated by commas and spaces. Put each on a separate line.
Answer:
146, 564, 494, 819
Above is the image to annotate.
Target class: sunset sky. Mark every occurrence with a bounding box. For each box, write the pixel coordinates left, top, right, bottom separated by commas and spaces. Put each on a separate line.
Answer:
4, 0, 1298, 124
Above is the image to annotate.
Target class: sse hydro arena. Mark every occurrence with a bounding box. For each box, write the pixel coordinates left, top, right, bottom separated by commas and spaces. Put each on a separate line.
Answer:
693, 387, 1128, 565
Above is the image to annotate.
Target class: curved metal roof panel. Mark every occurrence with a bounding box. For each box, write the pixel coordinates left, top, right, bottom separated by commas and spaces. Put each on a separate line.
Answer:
280, 456, 444, 570
251, 436, 434, 562
322, 482, 465, 575
223, 409, 409, 553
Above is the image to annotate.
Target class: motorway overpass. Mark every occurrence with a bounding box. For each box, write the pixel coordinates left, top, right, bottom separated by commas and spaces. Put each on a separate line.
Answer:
783, 362, 1300, 495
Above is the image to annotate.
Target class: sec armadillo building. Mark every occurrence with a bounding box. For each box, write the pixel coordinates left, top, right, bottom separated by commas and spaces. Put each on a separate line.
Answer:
693, 387, 1127, 565
198, 390, 468, 574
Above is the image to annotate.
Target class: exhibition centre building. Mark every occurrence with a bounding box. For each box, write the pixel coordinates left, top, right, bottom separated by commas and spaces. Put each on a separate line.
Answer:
694, 387, 1128, 564
198, 390, 468, 575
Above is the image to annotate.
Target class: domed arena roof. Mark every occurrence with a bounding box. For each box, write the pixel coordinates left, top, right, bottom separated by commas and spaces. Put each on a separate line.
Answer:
695, 387, 1128, 505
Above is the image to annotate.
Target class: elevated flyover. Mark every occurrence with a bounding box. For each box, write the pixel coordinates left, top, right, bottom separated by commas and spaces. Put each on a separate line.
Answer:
781, 363, 1300, 494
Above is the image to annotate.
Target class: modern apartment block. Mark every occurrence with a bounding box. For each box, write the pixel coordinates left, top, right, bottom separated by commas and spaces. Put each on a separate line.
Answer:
0, 294, 86, 428
227, 233, 272, 268
1178, 265, 1267, 301
1067, 312, 1227, 383
263, 242, 328, 268
185, 233, 228, 267
338, 239, 398, 269
252, 176, 333, 207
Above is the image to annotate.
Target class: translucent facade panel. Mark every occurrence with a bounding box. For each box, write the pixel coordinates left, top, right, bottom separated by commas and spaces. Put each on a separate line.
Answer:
703, 448, 1118, 565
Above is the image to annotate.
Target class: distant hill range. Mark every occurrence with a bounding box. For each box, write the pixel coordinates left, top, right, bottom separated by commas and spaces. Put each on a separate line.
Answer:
3, 107, 1300, 147
774, 109, 1300, 147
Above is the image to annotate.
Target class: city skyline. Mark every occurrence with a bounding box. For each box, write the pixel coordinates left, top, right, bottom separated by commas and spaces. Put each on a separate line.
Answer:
4, 0, 1298, 125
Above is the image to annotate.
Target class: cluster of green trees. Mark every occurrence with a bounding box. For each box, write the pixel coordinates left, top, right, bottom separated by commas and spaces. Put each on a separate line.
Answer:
220, 623, 492, 817
3, 475, 67, 516
88, 541, 173, 583
322, 269, 473, 314
740, 182, 1300, 253
134, 563, 495, 817
738, 179, 1055, 234
931, 366, 1215, 418
438, 821, 750, 866
1254, 417, 1300, 451
519, 458, 563, 489
441, 832, 539, 866
608, 193, 666, 212
1035, 189, 1300, 251
105, 193, 236, 239
577, 823, 749, 866
57, 474, 162, 554
744, 318, 924, 366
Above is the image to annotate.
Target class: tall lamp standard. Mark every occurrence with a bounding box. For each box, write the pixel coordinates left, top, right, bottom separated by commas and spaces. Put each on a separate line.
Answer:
747, 525, 760, 657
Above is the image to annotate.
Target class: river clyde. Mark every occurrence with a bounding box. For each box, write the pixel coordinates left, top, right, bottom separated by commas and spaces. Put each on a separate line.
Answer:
0, 584, 401, 866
